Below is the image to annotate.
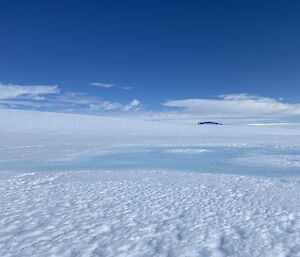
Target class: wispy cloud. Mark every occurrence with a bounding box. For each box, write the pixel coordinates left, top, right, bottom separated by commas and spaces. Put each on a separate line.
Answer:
89, 82, 132, 90
89, 82, 114, 88
1, 83, 299, 121
0, 83, 59, 100
88, 99, 141, 112
163, 93, 300, 118
123, 99, 141, 111
0, 83, 140, 113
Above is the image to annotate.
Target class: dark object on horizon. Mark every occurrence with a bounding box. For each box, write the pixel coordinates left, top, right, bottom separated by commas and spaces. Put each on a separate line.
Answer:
198, 121, 223, 125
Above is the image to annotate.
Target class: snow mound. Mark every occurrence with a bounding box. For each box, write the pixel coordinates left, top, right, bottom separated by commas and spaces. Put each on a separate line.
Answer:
1, 170, 299, 257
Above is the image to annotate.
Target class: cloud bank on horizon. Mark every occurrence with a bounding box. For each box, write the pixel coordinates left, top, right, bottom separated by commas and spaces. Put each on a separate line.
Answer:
0, 83, 299, 119
164, 93, 300, 118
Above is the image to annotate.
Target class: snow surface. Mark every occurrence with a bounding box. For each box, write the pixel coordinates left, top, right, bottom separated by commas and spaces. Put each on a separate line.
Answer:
1, 109, 299, 162
0, 109, 300, 257
235, 154, 300, 168
163, 148, 213, 154
1, 171, 300, 257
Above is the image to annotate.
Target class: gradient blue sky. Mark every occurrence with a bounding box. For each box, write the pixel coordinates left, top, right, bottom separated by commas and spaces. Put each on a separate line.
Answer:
0, 0, 300, 118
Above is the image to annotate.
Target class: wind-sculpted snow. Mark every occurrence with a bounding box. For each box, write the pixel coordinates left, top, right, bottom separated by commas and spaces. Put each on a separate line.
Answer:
0, 170, 299, 257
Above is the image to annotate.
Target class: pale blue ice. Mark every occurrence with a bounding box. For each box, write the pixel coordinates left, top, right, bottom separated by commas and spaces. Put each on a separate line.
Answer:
1, 146, 299, 177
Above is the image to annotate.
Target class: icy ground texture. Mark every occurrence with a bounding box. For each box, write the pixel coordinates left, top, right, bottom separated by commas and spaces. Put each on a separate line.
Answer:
1, 109, 300, 256
1, 170, 300, 257
1, 109, 300, 162
235, 154, 300, 168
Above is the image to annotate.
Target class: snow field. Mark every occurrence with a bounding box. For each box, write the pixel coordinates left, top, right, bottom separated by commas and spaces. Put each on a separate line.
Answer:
1, 109, 300, 256
0, 170, 299, 257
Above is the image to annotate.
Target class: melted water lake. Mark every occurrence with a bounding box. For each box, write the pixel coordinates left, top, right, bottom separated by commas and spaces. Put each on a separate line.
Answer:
0, 147, 299, 177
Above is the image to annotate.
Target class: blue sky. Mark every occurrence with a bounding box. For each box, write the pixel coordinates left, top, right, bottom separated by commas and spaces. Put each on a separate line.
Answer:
0, 0, 300, 119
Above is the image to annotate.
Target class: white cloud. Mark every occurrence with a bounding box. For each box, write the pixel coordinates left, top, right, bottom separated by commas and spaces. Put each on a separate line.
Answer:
0, 83, 60, 100
88, 99, 141, 112
55, 92, 102, 105
122, 86, 132, 90
0, 83, 140, 113
123, 99, 141, 111
90, 82, 132, 90
102, 101, 122, 110
2, 84, 298, 120
163, 93, 300, 118
89, 82, 115, 88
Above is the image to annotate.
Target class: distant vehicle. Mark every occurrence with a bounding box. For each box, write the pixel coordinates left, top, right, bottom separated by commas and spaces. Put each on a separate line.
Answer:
198, 121, 222, 125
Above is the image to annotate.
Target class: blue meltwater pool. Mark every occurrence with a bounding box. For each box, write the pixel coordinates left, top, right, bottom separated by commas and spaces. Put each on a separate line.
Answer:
0, 146, 299, 177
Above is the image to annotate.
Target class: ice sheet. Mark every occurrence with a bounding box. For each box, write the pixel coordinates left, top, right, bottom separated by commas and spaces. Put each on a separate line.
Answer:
0, 109, 300, 257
